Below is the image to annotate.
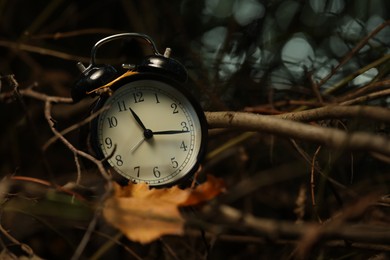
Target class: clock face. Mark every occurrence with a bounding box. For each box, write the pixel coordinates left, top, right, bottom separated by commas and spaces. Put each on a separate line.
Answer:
94, 76, 206, 186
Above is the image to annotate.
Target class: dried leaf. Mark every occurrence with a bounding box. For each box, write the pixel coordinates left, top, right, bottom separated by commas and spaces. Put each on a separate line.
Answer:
103, 175, 225, 244
103, 183, 189, 244
181, 175, 226, 206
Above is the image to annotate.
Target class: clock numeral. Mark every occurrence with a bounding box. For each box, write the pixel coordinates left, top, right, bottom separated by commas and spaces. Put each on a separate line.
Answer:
115, 155, 123, 166
154, 93, 160, 103
180, 141, 188, 151
171, 103, 179, 114
107, 116, 118, 128
171, 157, 178, 169
134, 166, 140, 177
117, 100, 128, 112
104, 137, 113, 149
153, 167, 161, 178
133, 92, 144, 103
181, 121, 189, 131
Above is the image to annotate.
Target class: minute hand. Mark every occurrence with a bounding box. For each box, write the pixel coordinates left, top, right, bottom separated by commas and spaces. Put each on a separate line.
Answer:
152, 130, 189, 135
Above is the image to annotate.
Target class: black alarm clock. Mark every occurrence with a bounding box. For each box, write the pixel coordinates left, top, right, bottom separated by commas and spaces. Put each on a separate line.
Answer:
72, 33, 207, 187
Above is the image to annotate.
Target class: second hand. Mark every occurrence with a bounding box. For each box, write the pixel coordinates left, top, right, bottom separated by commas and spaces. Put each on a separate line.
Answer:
130, 136, 146, 153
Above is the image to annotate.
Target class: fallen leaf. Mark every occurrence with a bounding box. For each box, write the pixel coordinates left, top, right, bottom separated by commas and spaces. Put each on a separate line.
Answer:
103, 183, 189, 244
103, 175, 225, 244
181, 175, 226, 206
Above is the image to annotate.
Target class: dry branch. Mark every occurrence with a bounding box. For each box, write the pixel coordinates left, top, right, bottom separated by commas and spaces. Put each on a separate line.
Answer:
318, 20, 390, 90
199, 204, 390, 244
0, 223, 35, 257
0, 39, 90, 63
275, 105, 390, 123
206, 111, 390, 156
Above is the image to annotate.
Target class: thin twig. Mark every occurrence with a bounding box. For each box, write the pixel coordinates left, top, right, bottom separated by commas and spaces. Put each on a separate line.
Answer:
276, 105, 390, 123
0, 40, 90, 63
74, 153, 82, 185
29, 28, 122, 40
19, 87, 73, 103
322, 54, 390, 96
317, 20, 390, 89
43, 106, 109, 150
340, 88, 390, 105
88, 231, 142, 260
10, 175, 86, 202
161, 238, 181, 260
336, 79, 390, 103
44, 100, 109, 180
311, 146, 322, 223
0, 221, 34, 257
289, 138, 354, 198
71, 212, 101, 260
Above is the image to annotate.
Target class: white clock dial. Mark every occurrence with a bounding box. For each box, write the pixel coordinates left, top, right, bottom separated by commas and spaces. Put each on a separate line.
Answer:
96, 78, 204, 186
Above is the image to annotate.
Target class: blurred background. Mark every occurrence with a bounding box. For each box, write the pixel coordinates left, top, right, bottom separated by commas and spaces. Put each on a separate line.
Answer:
1, 0, 390, 259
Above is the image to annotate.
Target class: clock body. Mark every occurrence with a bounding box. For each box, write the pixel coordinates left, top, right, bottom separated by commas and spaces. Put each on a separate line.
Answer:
91, 73, 207, 187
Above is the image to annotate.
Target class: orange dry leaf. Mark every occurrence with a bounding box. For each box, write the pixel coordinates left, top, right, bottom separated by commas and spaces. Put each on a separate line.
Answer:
103, 175, 225, 244
103, 183, 189, 244
181, 175, 226, 206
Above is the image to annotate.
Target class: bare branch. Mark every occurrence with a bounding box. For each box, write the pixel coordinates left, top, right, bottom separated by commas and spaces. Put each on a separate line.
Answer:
19, 87, 73, 104
275, 105, 390, 123
0, 222, 35, 257
341, 88, 390, 105
43, 100, 110, 181
0, 40, 90, 63
43, 106, 109, 150
317, 20, 390, 89
29, 28, 122, 40
199, 204, 390, 244
205, 111, 390, 156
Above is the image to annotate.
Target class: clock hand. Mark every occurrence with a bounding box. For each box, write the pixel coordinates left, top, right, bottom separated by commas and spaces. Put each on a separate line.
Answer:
152, 130, 190, 135
131, 130, 188, 153
130, 136, 146, 153
130, 107, 187, 138
129, 107, 147, 131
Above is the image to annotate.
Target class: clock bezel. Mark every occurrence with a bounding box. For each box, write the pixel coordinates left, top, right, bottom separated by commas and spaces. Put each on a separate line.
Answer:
90, 72, 208, 187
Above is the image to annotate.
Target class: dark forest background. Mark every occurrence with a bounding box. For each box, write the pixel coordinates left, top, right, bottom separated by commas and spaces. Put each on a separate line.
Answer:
1, 0, 390, 259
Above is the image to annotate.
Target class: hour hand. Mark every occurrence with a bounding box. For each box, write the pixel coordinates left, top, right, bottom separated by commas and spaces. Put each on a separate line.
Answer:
129, 108, 147, 130
152, 130, 189, 135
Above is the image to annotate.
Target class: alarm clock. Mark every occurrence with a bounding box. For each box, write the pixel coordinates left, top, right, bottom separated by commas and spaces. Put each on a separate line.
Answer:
72, 33, 208, 187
